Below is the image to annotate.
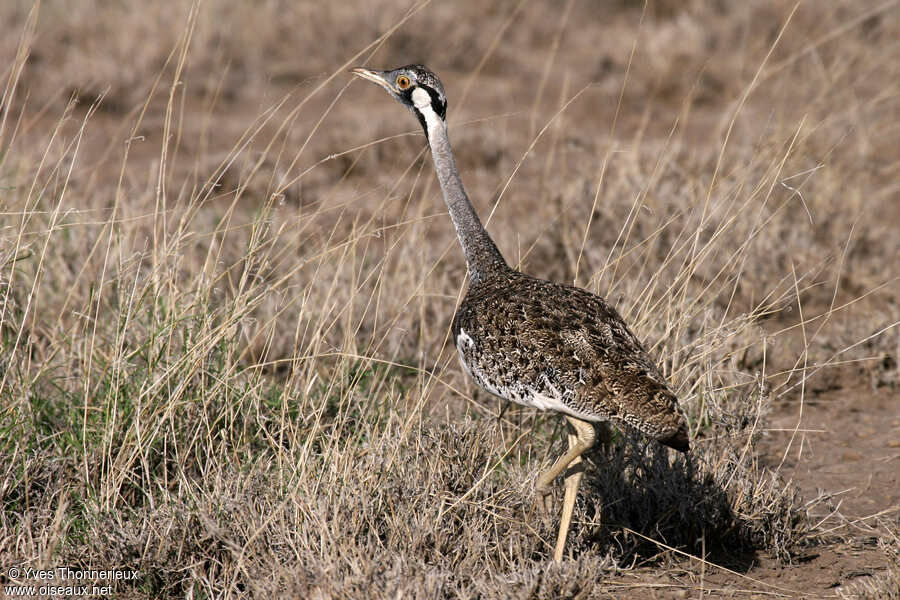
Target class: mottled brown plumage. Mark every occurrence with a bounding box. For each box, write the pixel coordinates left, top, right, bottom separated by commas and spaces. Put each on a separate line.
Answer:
351, 64, 689, 562
454, 269, 689, 452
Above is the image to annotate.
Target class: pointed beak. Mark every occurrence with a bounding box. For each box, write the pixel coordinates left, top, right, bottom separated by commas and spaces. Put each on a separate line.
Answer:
350, 67, 396, 93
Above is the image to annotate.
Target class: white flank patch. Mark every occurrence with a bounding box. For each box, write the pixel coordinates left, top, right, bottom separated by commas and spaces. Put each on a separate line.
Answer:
456, 329, 474, 350
529, 392, 569, 412
456, 329, 501, 398
455, 329, 477, 381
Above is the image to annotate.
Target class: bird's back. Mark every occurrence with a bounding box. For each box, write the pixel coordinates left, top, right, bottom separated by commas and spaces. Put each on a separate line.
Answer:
453, 269, 689, 452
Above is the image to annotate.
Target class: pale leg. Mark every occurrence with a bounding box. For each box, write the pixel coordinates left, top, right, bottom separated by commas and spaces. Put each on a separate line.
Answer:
535, 416, 595, 561
553, 431, 585, 561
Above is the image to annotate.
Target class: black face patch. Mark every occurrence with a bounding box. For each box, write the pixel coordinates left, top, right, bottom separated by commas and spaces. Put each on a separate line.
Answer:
432, 95, 447, 120
413, 105, 429, 139
398, 87, 415, 105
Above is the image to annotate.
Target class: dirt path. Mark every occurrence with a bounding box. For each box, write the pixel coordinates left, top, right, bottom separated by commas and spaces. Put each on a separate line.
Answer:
765, 380, 899, 526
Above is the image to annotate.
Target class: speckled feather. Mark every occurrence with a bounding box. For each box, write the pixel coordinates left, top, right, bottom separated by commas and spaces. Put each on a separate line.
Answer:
453, 268, 689, 451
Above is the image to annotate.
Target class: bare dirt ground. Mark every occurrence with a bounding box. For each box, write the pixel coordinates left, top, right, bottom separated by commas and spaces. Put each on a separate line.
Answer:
615, 380, 900, 599
567, 370, 899, 598
2, 0, 899, 598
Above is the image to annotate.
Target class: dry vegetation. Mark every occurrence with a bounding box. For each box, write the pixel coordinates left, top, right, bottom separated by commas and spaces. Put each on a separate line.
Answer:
1, 0, 898, 597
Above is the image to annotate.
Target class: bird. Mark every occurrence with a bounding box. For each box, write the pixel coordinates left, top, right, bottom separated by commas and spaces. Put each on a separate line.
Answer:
351, 64, 689, 562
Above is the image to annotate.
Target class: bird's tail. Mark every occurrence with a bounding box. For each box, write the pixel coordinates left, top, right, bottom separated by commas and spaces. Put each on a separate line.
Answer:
660, 423, 690, 452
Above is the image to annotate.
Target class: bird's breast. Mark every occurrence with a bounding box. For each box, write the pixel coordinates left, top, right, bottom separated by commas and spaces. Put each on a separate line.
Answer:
455, 327, 575, 414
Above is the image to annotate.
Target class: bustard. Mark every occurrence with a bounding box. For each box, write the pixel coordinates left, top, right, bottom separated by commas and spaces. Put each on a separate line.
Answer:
351, 64, 689, 562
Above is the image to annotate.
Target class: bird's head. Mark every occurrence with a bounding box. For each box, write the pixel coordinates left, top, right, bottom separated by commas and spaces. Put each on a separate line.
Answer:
350, 64, 448, 135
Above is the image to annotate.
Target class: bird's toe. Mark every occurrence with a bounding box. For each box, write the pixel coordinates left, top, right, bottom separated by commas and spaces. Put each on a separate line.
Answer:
534, 485, 554, 518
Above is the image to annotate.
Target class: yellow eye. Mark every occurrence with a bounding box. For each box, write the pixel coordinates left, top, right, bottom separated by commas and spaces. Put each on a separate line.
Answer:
396, 75, 411, 90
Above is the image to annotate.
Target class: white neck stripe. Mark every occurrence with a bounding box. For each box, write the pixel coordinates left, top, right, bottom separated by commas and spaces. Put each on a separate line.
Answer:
411, 86, 444, 136
418, 104, 444, 137
411, 87, 432, 110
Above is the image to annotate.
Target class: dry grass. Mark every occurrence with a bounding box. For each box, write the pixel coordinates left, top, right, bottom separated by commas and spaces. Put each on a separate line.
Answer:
1, 0, 898, 597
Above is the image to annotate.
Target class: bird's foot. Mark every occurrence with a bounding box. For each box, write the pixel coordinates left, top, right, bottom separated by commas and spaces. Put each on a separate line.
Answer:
534, 484, 554, 519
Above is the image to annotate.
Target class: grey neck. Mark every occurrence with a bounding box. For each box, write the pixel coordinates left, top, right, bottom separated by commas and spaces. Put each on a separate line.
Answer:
423, 115, 508, 283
